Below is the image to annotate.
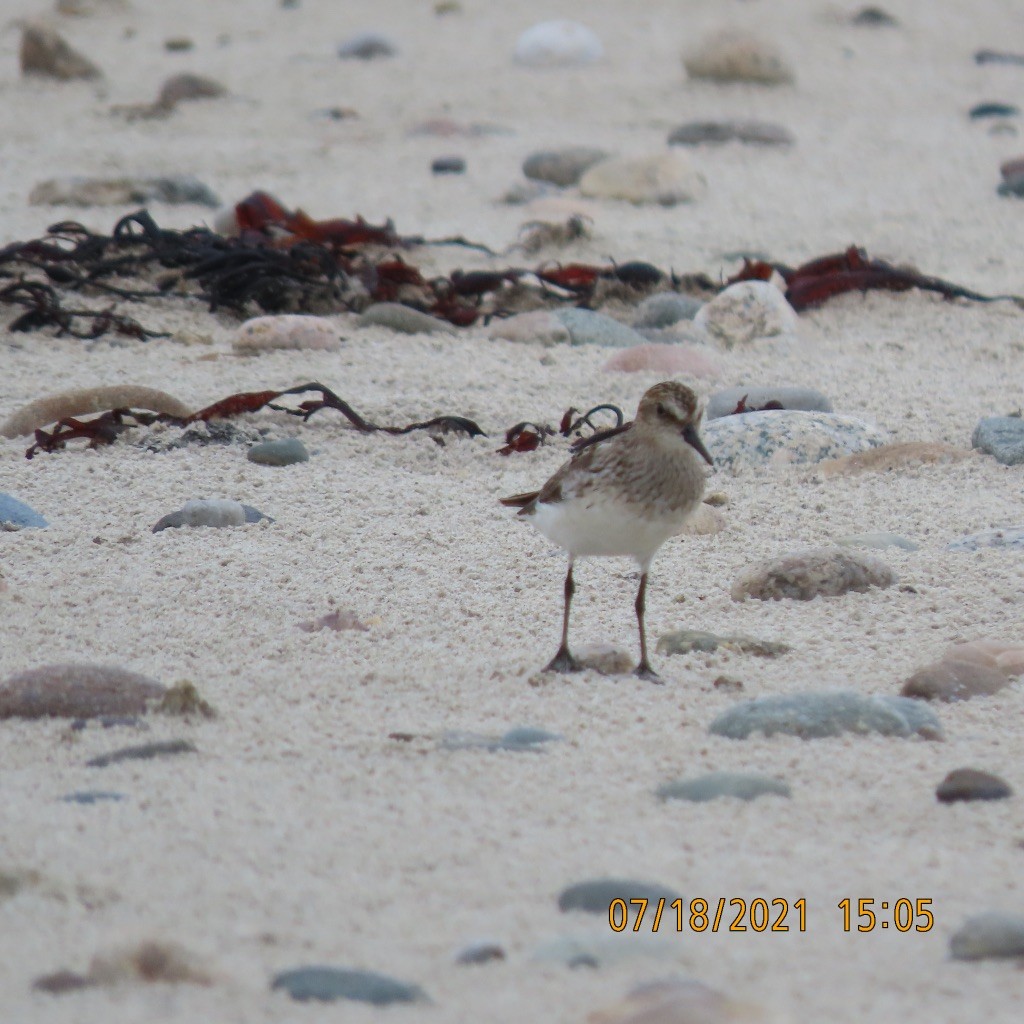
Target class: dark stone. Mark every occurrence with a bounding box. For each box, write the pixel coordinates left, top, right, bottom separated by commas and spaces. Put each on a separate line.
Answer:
62, 791, 127, 804
454, 942, 505, 965
668, 120, 793, 146
972, 416, 1024, 464
950, 913, 1024, 959
558, 878, 683, 914
431, 156, 466, 174
936, 768, 1012, 803
970, 102, 1019, 119
32, 970, 94, 993
0, 664, 165, 719
976, 49, 1024, 66
86, 739, 197, 768
271, 966, 426, 1004
337, 33, 397, 60
851, 6, 900, 26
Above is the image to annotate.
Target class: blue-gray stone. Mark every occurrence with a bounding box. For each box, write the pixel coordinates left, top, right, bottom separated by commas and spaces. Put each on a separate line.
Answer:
359, 302, 453, 335
454, 941, 505, 965
554, 308, 647, 348
706, 385, 833, 420
633, 292, 703, 328
838, 532, 919, 552
948, 527, 1024, 552
62, 791, 126, 804
972, 416, 1024, 464
337, 32, 397, 60
558, 878, 683, 914
950, 913, 1024, 960
709, 692, 943, 740
271, 966, 426, 1004
153, 500, 272, 532
440, 726, 561, 752
522, 147, 609, 187
247, 439, 309, 466
657, 771, 791, 802
970, 101, 1019, 119
0, 493, 48, 530
86, 739, 197, 768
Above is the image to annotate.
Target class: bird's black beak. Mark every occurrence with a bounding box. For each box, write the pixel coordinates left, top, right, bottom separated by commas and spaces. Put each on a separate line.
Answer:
682, 423, 714, 466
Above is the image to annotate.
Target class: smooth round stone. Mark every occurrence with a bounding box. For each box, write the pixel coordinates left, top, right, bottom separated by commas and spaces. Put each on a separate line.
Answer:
0, 493, 48, 530
579, 152, 706, 206
950, 914, 1024, 960
710, 692, 943, 741
431, 155, 465, 174
633, 291, 703, 328
695, 281, 797, 347
936, 768, 1012, 803
0, 664, 165, 719
513, 20, 603, 68
851, 6, 900, 26
232, 314, 342, 352
683, 29, 794, 85
247, 438, 309, 466
971, 416, 1024, 464
337, 32, 396, 59
657, 771, 790, 802
152, 500, 271, 532
454, 942, 505, 966
706, 385, 832, 420
668, 120, 794, 146
948, 527, 1024, 551
901, 660, 1010, 702
970, 101, 1019, 119
603, 343, 720, 377
732, 547, 896, 601
838, 532, 919, 552
62, 791, 126, 804
558, 878, 683, 914
522, 146, 609, 187
944, 640, 1024, 677
554, 308, 647, 347
359, 302, 454, 335
272, 966, 425, 1004
703, 411, 887, 471
489, 311, 570, 346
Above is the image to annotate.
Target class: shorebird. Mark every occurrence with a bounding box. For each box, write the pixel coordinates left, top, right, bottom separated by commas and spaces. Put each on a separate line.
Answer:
501, 381, 713, 681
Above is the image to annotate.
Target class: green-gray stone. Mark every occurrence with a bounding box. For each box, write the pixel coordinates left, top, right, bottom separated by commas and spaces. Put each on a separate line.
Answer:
657, 771, 790, 802
247, 438, 309, 466
271, 966, 426, 1004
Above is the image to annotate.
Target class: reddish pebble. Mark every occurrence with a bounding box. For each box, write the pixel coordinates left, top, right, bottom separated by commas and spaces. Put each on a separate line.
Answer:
603, 343, 719, 376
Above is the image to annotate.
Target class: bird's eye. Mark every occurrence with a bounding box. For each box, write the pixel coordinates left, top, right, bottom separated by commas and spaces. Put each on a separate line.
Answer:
656, 402, 667, 417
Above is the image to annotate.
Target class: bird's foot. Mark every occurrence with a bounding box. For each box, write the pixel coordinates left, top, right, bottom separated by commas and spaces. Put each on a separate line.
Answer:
634, 661, 663, 684
543, 647, 582, 674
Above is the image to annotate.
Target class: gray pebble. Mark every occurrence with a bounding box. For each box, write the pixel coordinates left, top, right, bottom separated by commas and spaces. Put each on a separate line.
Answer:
359, 302, 454, 335
87, 739, 197, 768
851, 6, 900, 27
0, 493, 48, 530
431, 155, 466, 174
271, 966, 426, 1004
838, 532, 919, 552
950, 913, 1024, 960
706, 386, 833, 420
61, 791, 126, 804
732, 547, 896, 601
454, 942, 505, 965
29, 174, 220, 208
972, 416, 1024, 464
153, 499, 271, 532
710, 692, 943, 740
901, 660, 1010, 702
558, 878, 683, 914
633, 292, 703, 329
522, 146, 609, 187
337, 32, 397, 59
668, 120, 794, 146
441, 726, 561, 752
936, 768, 1013, 803
553, 308, 647, 348
970, 101, 1019, 119
247, 438, 309, 466
657, 771, 790, 802
948, 527, 1024, 552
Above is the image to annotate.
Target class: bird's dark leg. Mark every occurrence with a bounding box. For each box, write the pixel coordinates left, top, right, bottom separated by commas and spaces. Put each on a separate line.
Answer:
544, 559, 581, 673
634, 571, 662, 683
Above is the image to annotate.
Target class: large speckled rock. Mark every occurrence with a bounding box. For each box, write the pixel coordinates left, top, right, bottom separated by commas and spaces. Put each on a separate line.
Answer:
522, 147, 609, 186
706, 385, 832, 419
732, 547, 896, 601
232, 314, 342, 352
950, 914, 1024, 960
703, 411, 886, 471
657, 771, 790, 802
0, 664, 166, 719
972, 416, 1024, 465
710, 692, 943, 740
695, 281, 797, 346
579, 152, 706, 206
901, 660, 1010, 702
684, 29, 794, 85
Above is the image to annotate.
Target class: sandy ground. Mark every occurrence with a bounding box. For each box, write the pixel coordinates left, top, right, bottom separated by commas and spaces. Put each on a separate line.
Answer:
2, 1, 1024, 1021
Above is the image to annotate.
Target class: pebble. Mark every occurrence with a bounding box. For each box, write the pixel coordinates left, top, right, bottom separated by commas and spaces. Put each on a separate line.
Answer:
247, 438, 309, 466
62, 791, 126, 804
706, 385, 832, 420
970, 101, 1019, 119
271, 966, 426, 1004
694, 281, 798, 347
976, 49, 1024, 66
668, 120, 794, 146
703, 411, 886, 471
558, 878, 683, 914
657, 771, 790, 802
2, 384, 191, 438
683, 29, 794, 85
153, 499, 248, 532
20, 24, 101, 80
441, 726, 561, 752
522, 147, 609, 187
232, 314, 342, 352
838, 532, 919, 552
998, 174, 1024, 198
589, 978, 772, 1024
86, 739, 197, 768
0, 493, 48, 530
657, 629, 790, 658
337, 32, 397, 60
454, 942, 505, 965
633, 292, 703, 328
579, 152, 706, 206
88, 940, 214, 985
947, 527, 1024, 552
554, 308, 648, 347
851, 6, 900, 27
490, 311, 571, 346
819, 440, 971, 476
901, 660, 1010, 702
431, 155, 466, 174
732, 547, 896, 601
950, 913, 1024, 959
944, 640, 1024, 676
972, 416, 1024, 464
157, 72, 227, 109
0, 664, 165, 719
359, 302, 454, 335
936, 768, 1013, 803
29, 175, 220, 208
32, 970, 93, 994
603, 343, 720, 377
513, 20, 603, 68
710, 692, 943, 740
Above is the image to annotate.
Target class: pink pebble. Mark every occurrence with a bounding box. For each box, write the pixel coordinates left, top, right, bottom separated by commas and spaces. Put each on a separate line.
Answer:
603, 343, 720, 376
